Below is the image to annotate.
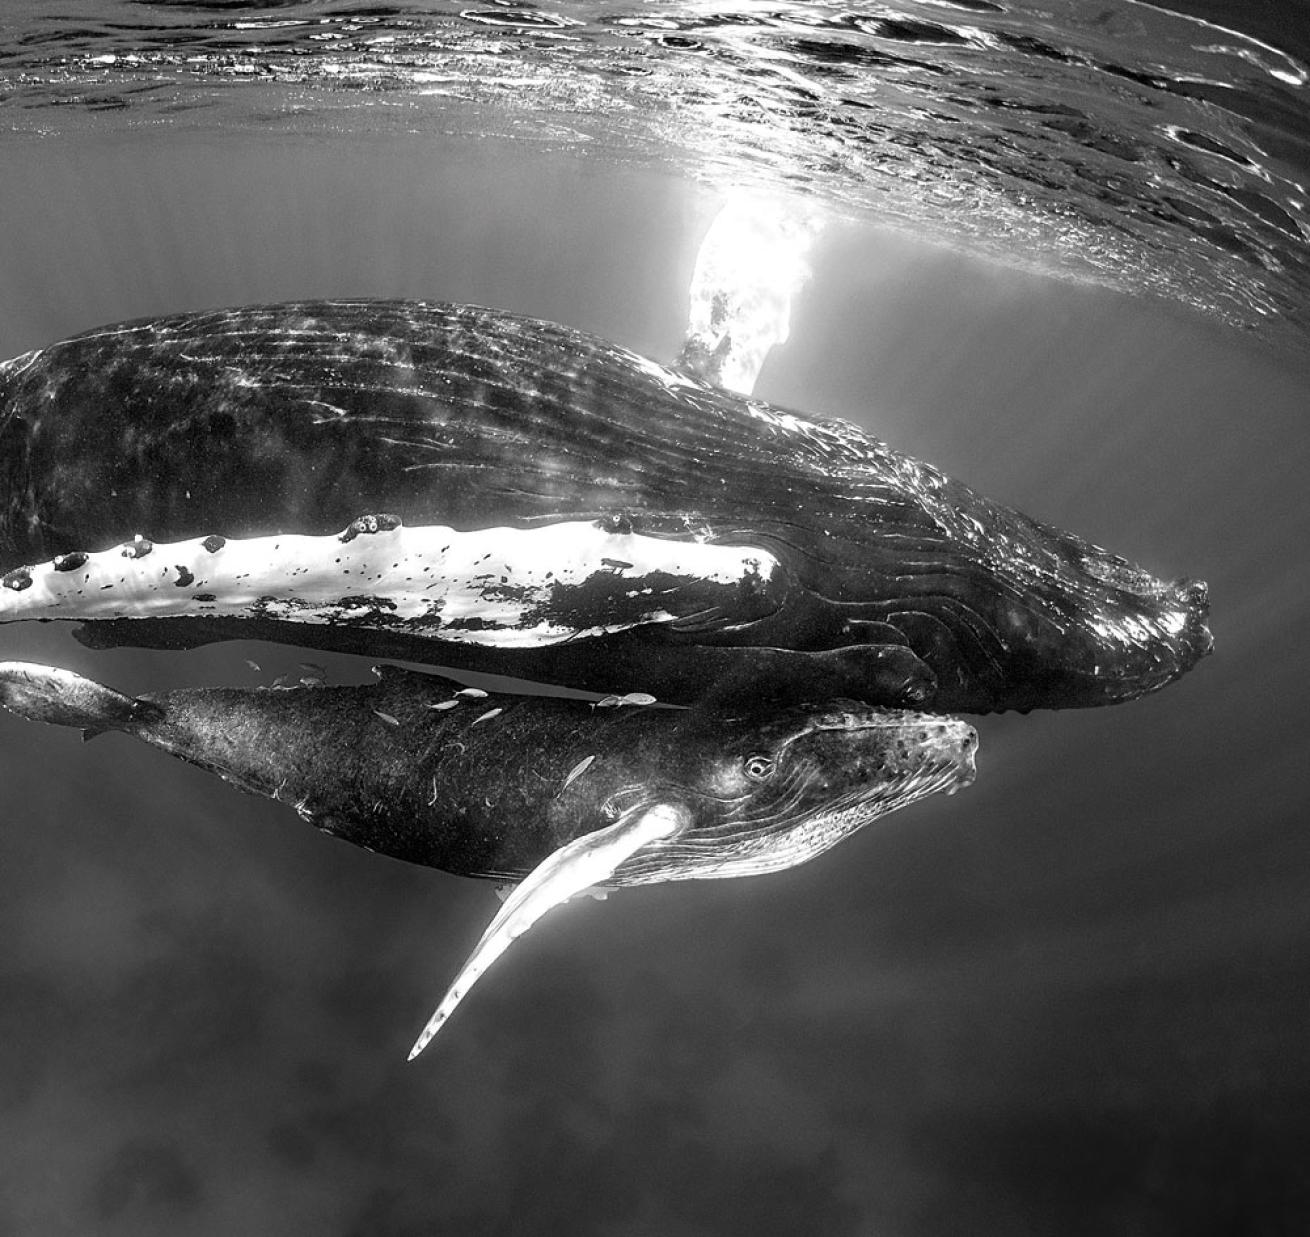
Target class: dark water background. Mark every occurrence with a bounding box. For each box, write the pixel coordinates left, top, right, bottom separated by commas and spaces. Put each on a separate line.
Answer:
1, 3, 1309, 1235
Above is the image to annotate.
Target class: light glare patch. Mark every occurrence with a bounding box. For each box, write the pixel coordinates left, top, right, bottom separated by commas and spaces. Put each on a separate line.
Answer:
680, 191, 821, 395
0, 519, 782, 647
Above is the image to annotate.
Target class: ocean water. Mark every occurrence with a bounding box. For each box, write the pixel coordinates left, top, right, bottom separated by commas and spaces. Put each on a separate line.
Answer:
1, 3, 1308, 1235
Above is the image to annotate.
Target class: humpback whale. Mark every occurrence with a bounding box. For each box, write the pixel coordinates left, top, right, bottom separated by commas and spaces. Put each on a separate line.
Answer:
0, 660, 977, 1055
0, 300, 1211, 713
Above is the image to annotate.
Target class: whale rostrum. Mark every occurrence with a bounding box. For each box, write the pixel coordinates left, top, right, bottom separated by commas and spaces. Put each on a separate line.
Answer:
0, 660, 978, 1053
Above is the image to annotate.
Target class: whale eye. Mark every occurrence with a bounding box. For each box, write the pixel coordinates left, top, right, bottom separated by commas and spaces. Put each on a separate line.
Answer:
601, 786, 648, 821
743, 754, 775, 782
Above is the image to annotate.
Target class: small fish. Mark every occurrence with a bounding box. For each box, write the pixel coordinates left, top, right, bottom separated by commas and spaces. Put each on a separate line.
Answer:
618, 692, 657, 706
373, 709, 401, 727
455, 687, 489, 699
594, 695, 622, 708
561, 754, 596, 790
472, 707, 503, 725
245, 659, 262, 673
427, 699, 460, 712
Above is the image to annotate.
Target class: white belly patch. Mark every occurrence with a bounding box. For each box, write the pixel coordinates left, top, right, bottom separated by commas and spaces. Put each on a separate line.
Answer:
0, 517, 782, 647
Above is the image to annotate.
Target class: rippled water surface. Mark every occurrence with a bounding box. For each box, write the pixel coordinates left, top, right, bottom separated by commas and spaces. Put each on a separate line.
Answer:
1, 3, 1309, 1236
4, 0, 1310, 342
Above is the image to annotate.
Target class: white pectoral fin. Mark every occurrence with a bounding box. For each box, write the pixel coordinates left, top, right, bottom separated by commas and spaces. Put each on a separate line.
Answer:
407, 802, 690, 1060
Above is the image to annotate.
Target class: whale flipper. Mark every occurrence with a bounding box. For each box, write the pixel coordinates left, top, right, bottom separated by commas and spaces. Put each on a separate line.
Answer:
408, 801, 692, 1060
0, 661, 163, 735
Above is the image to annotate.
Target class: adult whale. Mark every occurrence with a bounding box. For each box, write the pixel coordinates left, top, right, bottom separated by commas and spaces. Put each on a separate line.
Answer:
0, 660, 977, 1054
0, 300, 1211, 712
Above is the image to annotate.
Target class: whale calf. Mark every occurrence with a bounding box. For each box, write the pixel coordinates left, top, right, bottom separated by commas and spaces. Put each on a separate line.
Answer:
0, 660, 977, 1054
0, 300, 1211, 713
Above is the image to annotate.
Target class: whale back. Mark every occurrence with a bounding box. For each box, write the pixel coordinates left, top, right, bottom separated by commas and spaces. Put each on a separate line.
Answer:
0, 300, 865, 561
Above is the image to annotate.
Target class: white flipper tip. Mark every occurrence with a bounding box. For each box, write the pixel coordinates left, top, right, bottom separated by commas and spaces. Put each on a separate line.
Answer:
406, 801, 689, 1060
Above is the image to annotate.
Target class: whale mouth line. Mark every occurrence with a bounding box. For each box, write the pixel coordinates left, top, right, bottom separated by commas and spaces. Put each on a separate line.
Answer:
802, 705, 975, 733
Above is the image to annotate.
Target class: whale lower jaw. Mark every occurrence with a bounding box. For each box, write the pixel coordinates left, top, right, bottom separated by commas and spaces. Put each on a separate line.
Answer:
0, 516, 782, 648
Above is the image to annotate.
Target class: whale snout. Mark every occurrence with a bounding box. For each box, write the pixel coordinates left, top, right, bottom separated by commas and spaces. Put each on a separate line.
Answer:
951, 723, 979, 791
1078, 567, 1214, 701
1174, 577, 1214, 661
1080, 549, 1212, 662
926, 546, 1215, 714
909, 714, 977, 794
1076, 568, 1213, 703
797, 707, 979, 798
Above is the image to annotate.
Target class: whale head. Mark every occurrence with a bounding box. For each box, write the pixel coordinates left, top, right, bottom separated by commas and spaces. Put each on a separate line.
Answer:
919, 505, 1213, 713
556, 699, 978, 887
831, 465, 1214, 714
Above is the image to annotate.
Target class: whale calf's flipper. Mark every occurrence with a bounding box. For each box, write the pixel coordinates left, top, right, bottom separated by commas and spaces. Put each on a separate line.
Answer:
0, 661, 163, 735
408, 801, 692, 1060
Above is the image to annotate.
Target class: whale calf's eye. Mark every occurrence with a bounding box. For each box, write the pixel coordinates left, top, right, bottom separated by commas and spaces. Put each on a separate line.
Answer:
743, 754, 775, 781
